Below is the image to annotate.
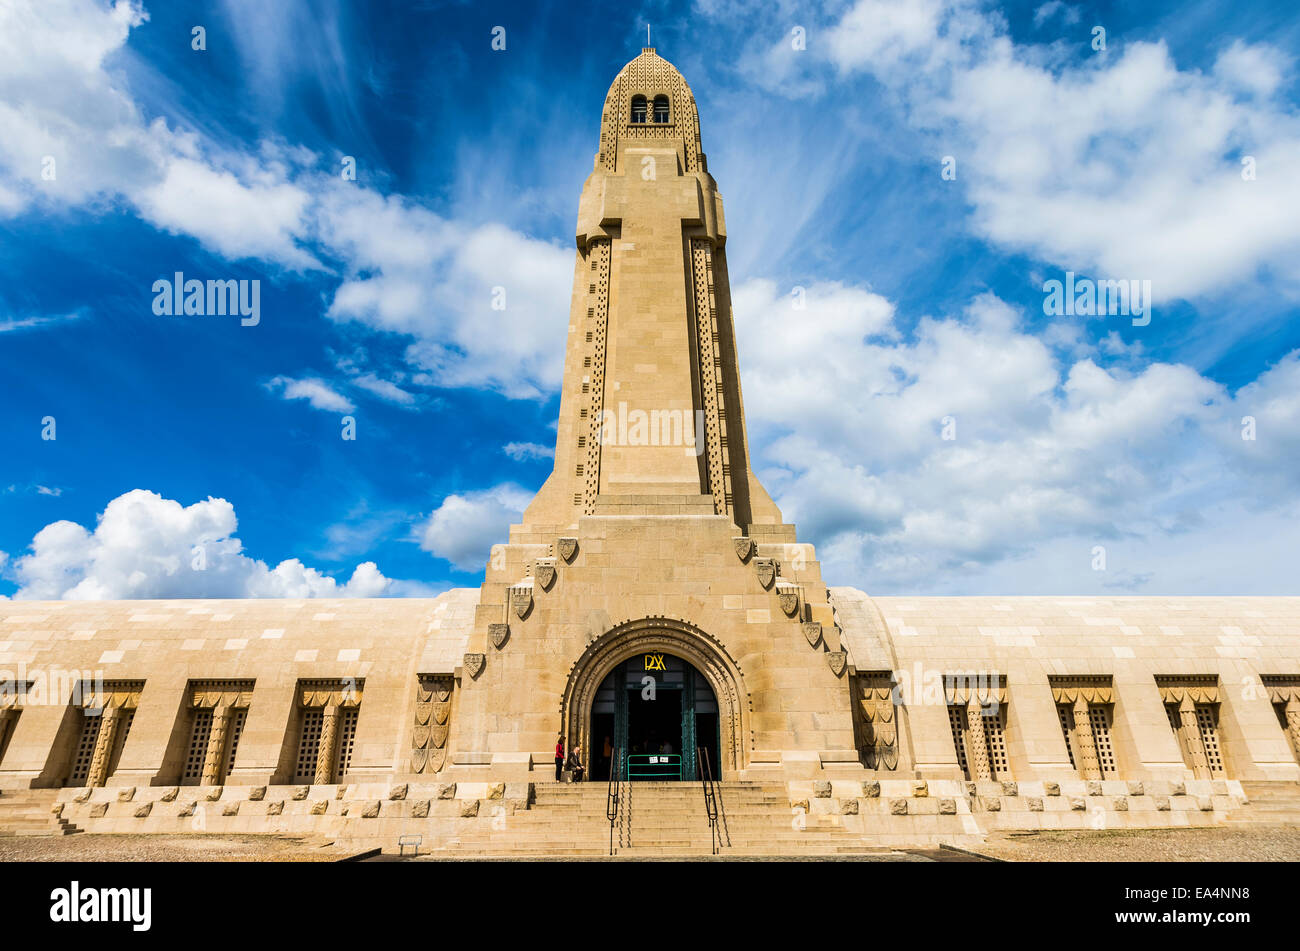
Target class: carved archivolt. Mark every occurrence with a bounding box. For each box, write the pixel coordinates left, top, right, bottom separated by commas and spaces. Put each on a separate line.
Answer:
1155, 675, 1220, 705
298, 678, 363, 709
79, 680, 144, 711
189, 680, 254, 709
561, 617, 748, 775
944, 673, 1009, 706
411, 675, 453, 774
853, 672, 898, 770
1262, 676, 1300, 704
1049, 675, 1114, 705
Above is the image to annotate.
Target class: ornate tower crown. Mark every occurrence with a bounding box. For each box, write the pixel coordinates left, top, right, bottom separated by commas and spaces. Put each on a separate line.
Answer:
518, 48, 788, 538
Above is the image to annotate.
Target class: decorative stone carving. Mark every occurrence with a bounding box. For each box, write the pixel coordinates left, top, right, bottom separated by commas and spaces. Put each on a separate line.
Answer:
754, 558, 776, 588
802, 621, 822, 647
133, 802, 151, 818
436, 782, 457, 800
489, 623, 509, 650
205, 785, 223, 801
511, 586, 533, 620
827, 651, 847, 676
862, 780, 881, 798
732, 536, 753, 561
535, 559, 556, 590
177, 801, 195, 818
464, 653, 486, 679
267, 801, 284, 816
388, 783, 408, 801
558, 537, 578, 562
361, 801, 381, 818
90, 803, 108, 818
939, 799, 957, 815
412, 675, 453, 775
853, 672, 898, 770
812, 780, 831, 798
159, 786, 179, 803
291, 785, 309, 801
411, 799, 430, 819
460, 799, 480, 818
117, 786, 135, 802
912, 780, 929, 798
487, 782, 506, 800
776, 585, 799, 617
222, 801, 240, 816
1027, 798, 1044, 812
310, 800, 328, 815
840, 798, 859, 815
890, 799, 908, 816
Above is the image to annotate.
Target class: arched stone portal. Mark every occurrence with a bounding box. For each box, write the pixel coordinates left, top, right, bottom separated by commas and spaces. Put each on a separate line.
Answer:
561, 618, 749, 776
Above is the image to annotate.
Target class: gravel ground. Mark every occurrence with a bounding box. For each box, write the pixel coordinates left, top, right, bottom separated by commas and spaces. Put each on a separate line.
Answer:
0, 834, 358, 862
980, 825, 1300, 862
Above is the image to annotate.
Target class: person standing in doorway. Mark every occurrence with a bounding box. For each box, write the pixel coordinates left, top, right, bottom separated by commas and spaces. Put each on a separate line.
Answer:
555, 735, 565, 782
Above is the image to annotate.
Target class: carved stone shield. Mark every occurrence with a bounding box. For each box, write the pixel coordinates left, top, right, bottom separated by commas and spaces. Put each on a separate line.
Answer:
732, 536, 754, 561
430, 721, 449, 748
755, 557, 775, 588
428, 748, 447, 772
414, 701, 432, 725
464, 652, 485, 679
827, 651, 847, 676
489, 623, 509, 649
558, 537, 578, 562
536, 560, 556, 590
410, 747, 428, 773
778, 589, 799, 616
413, 724, 430, 749
511, 587, 532, 619
803, 621, 823, 647
432, 702, 449, 725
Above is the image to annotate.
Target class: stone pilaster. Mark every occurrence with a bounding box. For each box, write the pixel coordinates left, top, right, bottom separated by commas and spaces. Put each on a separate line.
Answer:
86, 706, 121, 788
1071, 697, 1101, 780
965, 699, 992, 781
315, 704, 340, 785
201, 706, 231, 786
1178, 697, 1209, 779
1286, 699, 1300, 764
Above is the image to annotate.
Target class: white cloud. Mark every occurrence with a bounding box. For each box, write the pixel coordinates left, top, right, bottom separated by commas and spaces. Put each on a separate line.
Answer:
821, 0, 1300, 303
735, 278, 1300, 593
266, 375, 355, 412
419, 484, 531, 571
5, 489, 395, 599
352, 373, 417, 406
503, 442, 555, 461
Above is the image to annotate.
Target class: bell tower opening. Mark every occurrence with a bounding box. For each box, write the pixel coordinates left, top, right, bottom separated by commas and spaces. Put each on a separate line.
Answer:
589, 653, 720, 782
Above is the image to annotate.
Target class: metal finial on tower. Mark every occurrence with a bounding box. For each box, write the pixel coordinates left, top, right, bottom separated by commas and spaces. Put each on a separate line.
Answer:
647, 24, 651, 46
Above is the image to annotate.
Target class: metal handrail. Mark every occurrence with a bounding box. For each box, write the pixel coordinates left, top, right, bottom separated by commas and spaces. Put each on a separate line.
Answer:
698, 746, 720, 855
605, 747, 622, 856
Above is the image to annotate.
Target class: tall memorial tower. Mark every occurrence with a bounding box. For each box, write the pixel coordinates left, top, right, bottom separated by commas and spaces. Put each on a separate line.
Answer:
448, 49, 861, 781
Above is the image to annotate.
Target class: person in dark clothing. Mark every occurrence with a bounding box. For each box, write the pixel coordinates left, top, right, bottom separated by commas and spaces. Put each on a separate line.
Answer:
555, 735, 566, 782
567, 744, 585, 782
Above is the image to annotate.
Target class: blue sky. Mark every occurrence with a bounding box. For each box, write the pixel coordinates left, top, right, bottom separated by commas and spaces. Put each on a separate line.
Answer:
2, 0, 1298, 599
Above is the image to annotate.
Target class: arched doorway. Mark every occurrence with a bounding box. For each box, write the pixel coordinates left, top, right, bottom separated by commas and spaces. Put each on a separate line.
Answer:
589, 653, 719, 781
560, 617, 749, 779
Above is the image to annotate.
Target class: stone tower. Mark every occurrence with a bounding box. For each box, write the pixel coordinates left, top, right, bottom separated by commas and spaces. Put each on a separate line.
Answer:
446, 48, 861, 781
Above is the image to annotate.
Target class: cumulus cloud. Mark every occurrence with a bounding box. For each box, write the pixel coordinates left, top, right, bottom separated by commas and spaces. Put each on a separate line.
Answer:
419, 484, 531, 571
817, 0, 1300, 303
5, 489, 395, 599
0, 0, 572, 399
735, 279, 1300, 592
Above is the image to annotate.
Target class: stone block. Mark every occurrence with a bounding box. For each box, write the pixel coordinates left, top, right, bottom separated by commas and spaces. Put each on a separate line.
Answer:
437, 783, 457, 800
1113, 797, 1128, 811
1043, 781, 1060, 796
249, 786, 266, 801
310, 800, 328, 815
1027, 797, 1044, 812
1001, 781, 1018, 797
912, 780, 929, 798
939, 798, 957, 815
205, 785, 223, 801
117, 787, 135, 802
1127, 781, 1144, 797
862, 780, 880, 798
292, 785, 309, 801
1086, 780, 1103, 797
983, 797, 1001, 812
1069, 797, 1086, 811
267, 801, 284, 816
133, 802, 152, 818
487, 782, 506, 800
840, 798, 859, 815
1155, 797, 1171, 811
222, 802, 239, 816
411, 799, 430, 819
812, 780, 831, 798
889, 798, 908, 816
177, 802, 195, 818
362, 801, 381, 818
90, 803, 108, 818
460, 799, 480, 818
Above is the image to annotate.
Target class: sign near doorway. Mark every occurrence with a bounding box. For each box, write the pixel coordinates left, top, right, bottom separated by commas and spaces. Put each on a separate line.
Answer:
644, 653, 666, 671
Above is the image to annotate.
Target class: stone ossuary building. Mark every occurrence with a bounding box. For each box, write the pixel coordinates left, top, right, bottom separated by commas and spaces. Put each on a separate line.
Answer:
1, 49, 1298, 853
